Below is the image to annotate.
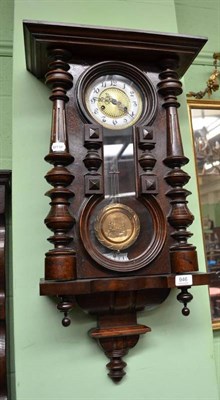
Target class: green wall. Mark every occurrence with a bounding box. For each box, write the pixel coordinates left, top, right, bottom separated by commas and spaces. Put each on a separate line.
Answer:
0, 0, 14, 397
175, 1, 220, 397
0, 0, 13, 169
12, 1, 219, 399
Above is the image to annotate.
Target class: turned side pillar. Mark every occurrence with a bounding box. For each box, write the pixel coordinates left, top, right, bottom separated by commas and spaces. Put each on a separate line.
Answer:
157, 58, 198, 274
44, 48, 76, 281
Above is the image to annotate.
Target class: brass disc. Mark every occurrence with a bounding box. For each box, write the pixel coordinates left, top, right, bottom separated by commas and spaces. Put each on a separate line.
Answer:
94, 203, 140, 251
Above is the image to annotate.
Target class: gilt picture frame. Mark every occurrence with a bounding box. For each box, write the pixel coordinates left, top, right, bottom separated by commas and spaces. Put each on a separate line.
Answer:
188, 99, 220, 330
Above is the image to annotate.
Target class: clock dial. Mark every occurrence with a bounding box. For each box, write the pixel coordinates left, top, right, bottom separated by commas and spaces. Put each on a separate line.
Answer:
84, 75, 143, 129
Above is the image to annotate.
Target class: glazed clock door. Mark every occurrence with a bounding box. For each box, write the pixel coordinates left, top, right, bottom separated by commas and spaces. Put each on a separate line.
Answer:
77, 61, 167, 274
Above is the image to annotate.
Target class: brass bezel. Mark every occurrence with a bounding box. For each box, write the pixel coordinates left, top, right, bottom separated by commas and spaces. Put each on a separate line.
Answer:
77, 60, 158, 128
94, 203, 140, 251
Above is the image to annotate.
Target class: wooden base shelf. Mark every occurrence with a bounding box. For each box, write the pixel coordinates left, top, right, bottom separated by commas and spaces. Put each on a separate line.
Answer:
40, 272, 212, 296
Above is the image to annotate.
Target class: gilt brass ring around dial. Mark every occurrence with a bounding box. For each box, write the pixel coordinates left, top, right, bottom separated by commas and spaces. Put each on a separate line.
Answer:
94, 203, 140, 251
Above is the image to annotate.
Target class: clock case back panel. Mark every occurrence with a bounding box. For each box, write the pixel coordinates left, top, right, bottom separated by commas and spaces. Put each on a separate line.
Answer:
66, 65, 171, 279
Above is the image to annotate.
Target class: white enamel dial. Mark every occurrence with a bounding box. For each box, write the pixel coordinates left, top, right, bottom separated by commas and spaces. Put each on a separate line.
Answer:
85, 74, 143, 130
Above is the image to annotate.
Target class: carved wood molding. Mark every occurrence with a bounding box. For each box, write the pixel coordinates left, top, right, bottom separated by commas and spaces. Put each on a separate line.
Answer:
23, 20, 207, 79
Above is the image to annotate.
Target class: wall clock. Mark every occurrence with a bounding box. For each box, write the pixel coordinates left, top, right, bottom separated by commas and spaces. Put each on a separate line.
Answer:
23, 21, 212, 382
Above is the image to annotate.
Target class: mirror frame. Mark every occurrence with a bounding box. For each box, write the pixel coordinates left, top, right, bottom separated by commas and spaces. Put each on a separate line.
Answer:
187, 99, 220, 330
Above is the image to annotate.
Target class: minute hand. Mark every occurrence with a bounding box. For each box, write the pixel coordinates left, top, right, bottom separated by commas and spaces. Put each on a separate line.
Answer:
109, 97, 129, 114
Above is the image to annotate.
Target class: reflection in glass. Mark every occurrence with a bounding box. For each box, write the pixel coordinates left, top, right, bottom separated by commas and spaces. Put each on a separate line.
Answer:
103, 128, 135, 200
191, 107, 220, 175
188, 100, 220, 329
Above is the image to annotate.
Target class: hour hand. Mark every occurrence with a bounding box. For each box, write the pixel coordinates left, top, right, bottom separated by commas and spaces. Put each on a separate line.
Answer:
110, 98, 128, 113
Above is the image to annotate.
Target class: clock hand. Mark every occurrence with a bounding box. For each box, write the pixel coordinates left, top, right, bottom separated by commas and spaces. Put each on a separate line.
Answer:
96, 95, 111, 104
97, 94, 131, 116
97, 93, 121, 107
108, 97, 129, 114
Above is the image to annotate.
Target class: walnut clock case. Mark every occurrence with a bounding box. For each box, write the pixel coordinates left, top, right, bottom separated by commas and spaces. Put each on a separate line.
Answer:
23, 21, 212, 382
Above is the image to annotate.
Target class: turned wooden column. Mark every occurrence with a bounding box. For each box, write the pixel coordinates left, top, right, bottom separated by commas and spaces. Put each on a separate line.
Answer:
157, 58, 198, 273
44, 48, 76, 281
